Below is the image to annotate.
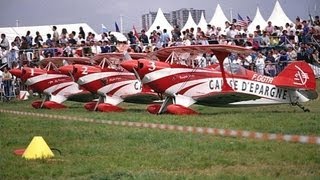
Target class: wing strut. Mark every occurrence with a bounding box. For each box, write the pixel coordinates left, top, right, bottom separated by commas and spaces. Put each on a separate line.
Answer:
214, 51, 233, 92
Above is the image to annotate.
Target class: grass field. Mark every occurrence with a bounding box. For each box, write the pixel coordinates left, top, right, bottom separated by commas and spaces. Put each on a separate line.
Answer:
1, 83, 320, 179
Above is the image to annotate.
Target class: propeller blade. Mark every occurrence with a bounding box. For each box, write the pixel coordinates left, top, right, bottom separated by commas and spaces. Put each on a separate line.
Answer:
133, 67, 141, 82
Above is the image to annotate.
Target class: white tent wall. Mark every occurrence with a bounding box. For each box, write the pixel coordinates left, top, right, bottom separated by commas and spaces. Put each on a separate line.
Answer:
0, 28, 19, 42
209, 4, 229, 30
0, 23, 97, 45
53, 23, 98, 37
12, 26, 52, 41
267, 0, 293, 28
181, 11, 198, 33
146, 8, 174, 38
248, 7, 267, 33
197, 12, 208, 33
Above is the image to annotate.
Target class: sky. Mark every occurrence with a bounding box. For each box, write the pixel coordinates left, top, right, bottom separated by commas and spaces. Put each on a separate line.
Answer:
0, 0, 319, 33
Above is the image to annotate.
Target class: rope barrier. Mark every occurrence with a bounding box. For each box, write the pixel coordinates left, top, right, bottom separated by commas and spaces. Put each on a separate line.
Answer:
1, 109, 319, 145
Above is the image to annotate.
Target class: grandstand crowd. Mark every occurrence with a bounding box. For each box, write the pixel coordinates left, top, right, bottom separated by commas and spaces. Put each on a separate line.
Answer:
0, 15, 319, 76
0, 15, 319, 101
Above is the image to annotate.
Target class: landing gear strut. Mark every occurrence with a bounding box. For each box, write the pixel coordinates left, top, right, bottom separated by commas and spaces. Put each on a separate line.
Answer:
291, 102, 310, 112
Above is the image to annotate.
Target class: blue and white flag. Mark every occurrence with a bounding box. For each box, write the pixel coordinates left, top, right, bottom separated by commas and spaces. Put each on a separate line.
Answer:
101, 24, 108, 33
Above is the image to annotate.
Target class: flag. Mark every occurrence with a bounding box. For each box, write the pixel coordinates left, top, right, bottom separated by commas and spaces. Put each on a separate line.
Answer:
246, 16, 252, 25
115, 22, 120, 32
237, 13, 247, 27
101, 24, 108, 33
132, 25, 139, 39
309, 14, 314, 26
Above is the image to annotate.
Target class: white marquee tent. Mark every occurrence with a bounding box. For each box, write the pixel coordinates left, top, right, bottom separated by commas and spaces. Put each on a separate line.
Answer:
181, 11, 198, 33
0, 23, 97, 43
146, 8, 174, 37
267, 0, 293, 27
197, 12, 208, 32
209, 4, 229, 30
248, 7, 267, 33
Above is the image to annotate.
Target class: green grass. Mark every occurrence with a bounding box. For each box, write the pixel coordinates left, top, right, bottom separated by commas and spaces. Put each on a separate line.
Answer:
1, 82, 320, 179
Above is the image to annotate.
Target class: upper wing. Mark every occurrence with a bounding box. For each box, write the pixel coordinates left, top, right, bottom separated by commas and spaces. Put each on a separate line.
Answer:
91, 53, 148, 64
40, 57, 92, 67
151, 44, 253, 61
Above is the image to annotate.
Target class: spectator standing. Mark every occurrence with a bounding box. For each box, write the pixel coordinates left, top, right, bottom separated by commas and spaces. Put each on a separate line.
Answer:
2, 67, 12, 101
45, 34, 53, 47
255, 52, 266, 75
265, 60, 276, 77
25, 31, 33, 47
8, 42, 19, 68
0, 34, 10, 50
156, 26, 162, 35
287, 47, 297, 61
160, 29, 170, 48
139, 29, 149, 45
314, 16, 320, 26
91, 41, 101, 55
261, 31, 270, 46
0, 47, 8, 66
278, 50, 290, 71
79, 26, 85, 41
68, 33, 77, 45
13, 36, 21, 49
60, 28, 68, 44
100, 40, 111, 53
52, 26, 59, 43
312, 49, 319, 64
252, 31, 264, 50
34, 31, 43, 45
301, 20, 310, 43
279, 30, 288, 45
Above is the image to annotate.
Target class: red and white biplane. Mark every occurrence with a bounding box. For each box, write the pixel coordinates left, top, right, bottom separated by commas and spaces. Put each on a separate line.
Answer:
58, 53, 158, 112
9, 57, 92, 109
121, 45, 318, 115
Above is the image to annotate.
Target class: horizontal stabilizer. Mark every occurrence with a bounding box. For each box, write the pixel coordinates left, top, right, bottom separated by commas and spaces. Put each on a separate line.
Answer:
230, 98, 284, 105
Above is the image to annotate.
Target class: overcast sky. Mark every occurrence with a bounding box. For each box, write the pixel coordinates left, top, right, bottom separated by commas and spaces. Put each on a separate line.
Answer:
0, 0, 319, 33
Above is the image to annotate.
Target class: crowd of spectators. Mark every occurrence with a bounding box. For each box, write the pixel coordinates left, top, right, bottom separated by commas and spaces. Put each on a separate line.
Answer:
0, 15, 319, 101
0, 15, 319, 73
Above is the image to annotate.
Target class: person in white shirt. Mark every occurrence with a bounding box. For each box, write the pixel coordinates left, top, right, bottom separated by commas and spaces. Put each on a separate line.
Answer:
0, 34, 10, 50
8, 42, 19, 69
197, 54, 207, 68
0, 47, 8, 66
238, 54, 252, 69
208, 54, 218, 65
255, 53, 266, 75
226, 24, 237, 39
287, 47, 297, 61
91, 41, 102, 55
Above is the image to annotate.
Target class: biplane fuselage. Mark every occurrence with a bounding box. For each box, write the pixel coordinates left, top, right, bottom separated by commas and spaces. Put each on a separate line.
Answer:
10, 65, 83, 109
121, 45, 317, 114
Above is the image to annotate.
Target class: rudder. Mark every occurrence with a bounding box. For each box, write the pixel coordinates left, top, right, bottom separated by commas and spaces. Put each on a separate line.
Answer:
273, 61, 316, 90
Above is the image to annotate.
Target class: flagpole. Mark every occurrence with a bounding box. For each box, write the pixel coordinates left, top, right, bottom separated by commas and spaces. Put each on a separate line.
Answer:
120, 15, 123, 33
230, 8, 233, 23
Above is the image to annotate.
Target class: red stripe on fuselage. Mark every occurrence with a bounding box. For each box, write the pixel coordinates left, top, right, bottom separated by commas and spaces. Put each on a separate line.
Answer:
145, 71, 218, 93
107, 83, 131, 96
28, 77, 72, 93
177, 82, 205, 95
80, 74, 136, 94
52, 84, 72, 95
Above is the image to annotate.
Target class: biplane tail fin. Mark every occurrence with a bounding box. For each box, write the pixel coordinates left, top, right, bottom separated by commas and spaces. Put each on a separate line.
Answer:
273, 61, 316, 90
